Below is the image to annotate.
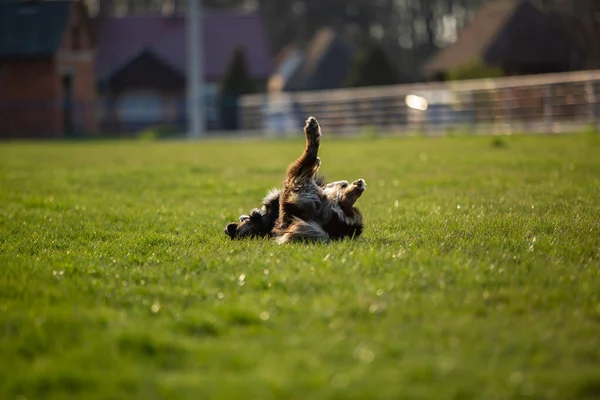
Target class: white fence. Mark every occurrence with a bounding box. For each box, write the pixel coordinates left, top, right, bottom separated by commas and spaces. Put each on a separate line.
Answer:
239, 70, 600, 136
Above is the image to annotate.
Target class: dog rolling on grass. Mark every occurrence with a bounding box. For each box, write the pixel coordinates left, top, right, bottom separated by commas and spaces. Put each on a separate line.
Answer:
224, 116, 366, 243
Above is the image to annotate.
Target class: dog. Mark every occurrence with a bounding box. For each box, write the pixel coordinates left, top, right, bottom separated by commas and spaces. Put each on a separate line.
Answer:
224, 116, 366, 243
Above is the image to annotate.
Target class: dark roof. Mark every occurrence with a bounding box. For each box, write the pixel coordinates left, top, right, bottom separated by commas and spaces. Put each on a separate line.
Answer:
0, 1, 70, 59
423, 0, 576, 76
96, 12, 272, 83
109, 48, 186, 92
424, 0, 520, 75
284, 28, 353, 91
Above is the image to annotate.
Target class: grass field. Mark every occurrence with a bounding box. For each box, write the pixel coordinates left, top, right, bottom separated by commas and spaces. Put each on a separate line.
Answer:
1, 132, 599, 399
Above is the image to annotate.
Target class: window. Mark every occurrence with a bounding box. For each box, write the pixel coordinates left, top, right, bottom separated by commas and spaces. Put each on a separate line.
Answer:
118, 91, 164, 123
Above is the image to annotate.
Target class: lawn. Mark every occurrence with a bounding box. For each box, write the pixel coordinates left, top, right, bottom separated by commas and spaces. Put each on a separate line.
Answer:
0, 133, 599, 400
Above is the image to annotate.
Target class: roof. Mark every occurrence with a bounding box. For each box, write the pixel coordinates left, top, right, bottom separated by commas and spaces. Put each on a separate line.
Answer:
96, 12, 272, 83
284, 28, 353, 91
110, 48, 186, 91
423, 0, 521, 75
0, 1, 70, 59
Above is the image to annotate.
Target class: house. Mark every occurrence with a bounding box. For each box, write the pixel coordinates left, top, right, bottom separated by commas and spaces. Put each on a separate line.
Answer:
261, 28, 355, 131
95, 12, 271, 133
0, 0, 97, 138
423, 0, 580, 81
268, 28, 353, 93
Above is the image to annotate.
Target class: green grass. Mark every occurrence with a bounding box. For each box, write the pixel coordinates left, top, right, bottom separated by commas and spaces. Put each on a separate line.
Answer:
1, 133, 599, 400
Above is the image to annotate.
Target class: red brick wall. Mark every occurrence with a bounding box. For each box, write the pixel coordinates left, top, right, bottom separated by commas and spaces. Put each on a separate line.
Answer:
0, 59, 61, 138
0, 1, 98, 139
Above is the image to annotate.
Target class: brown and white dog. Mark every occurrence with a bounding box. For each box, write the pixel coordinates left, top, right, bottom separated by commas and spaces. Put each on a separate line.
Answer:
225, 116, 366, 243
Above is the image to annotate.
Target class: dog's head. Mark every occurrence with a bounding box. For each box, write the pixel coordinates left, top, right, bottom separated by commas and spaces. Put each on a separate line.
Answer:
322, 180, 349, 201
224, 209, 267, 239
225, 188, 282, 240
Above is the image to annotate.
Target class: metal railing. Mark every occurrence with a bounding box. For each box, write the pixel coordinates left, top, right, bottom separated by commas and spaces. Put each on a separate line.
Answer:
239, 70, 600, 136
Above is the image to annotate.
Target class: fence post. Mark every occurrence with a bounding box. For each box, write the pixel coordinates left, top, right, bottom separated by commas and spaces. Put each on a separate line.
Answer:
544, 84, 553, 132
503, 87, 513, 133
587, 79, 598, 125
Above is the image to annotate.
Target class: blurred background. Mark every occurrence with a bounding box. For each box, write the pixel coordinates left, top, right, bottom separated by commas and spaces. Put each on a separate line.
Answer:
0, 0, 598, 139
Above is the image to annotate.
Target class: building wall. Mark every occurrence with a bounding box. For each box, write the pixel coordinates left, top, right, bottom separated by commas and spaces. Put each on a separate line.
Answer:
56, 1, 98, 136
0, 58, 61, 138
0, 2, 97, 139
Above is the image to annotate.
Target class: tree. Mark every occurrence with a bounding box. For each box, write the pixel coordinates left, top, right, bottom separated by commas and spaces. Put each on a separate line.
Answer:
219, 46, 256, 129
346, 42, 399, 87
220, 46, 256, 96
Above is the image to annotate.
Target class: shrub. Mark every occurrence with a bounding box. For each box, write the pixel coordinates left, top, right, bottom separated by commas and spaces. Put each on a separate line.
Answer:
446, 60, 504, 81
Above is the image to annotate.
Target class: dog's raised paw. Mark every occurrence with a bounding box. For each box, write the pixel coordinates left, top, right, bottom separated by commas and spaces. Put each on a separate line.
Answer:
304, 116, 322, 141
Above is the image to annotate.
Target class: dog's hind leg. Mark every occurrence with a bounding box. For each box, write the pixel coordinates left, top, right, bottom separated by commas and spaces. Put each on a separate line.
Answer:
284, 117, 322, 186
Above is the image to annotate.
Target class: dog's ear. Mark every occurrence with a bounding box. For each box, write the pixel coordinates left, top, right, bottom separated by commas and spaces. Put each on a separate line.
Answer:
262, 188, 280, 214
225, 223, 238, 239
250, 209, 262, 221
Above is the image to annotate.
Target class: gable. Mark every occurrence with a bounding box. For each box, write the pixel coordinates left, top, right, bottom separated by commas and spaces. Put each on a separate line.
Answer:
484, 2, 574, 69
58, 1, 96, 53
422, 0, 520, 76
109, 49, 185, 92
284, 29, 353, 91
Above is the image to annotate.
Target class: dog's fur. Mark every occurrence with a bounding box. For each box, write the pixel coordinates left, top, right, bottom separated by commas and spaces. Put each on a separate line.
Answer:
224, 116, 366, 243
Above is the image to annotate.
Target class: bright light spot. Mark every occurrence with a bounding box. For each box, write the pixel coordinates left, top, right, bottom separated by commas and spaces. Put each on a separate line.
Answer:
353, 345, 375, 364
151, 302, 161, 313
405, 94, 428, 111
259, 311, 270, 321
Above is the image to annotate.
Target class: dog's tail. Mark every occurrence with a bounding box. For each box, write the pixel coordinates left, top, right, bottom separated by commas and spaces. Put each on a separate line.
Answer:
274, 217, 328, 244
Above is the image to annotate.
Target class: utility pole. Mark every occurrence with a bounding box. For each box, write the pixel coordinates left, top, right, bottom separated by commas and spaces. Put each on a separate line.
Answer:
187, 0, 205, 138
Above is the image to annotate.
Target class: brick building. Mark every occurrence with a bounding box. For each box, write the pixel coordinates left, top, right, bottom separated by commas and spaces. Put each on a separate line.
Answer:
0, 0, 97, 138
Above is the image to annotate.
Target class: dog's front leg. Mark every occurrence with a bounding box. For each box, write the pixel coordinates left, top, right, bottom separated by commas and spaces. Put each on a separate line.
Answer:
284, 116, 321, 185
